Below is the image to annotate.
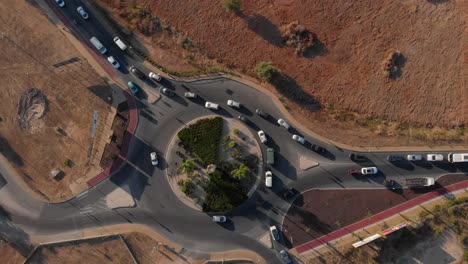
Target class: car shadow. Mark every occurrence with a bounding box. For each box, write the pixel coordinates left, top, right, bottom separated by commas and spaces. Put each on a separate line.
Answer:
213, 107, 233, 118
389, 160, 415, 171
238, 106, 253, 117
274, 152, 297, 181
162, 92, 189, 107
432, 161, 457, 172
412, 160, 433, 169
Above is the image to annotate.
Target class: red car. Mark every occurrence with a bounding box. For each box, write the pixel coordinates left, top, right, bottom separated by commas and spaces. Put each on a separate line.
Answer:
348, 169, 361, 175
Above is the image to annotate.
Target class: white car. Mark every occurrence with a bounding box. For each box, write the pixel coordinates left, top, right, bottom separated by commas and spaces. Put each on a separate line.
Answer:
184, 92, 197, 98
277, 118, 290, 130
270, 225, 280, 241
205, 102, 219, 110
148, 72, 162, 82
427, 154, 443, 161
227, 100, 241, 108
361, 167, 378, 175
292, 134, 305, 144
257, 130, 267, 144
407, 154, 422, 161
77, 6, 89, 19
150, 152, 158, 166
265, 171, 272, 187
212, 216, 227, 223
55, 0, 65, 7
107, 56, 120, 69
113, 37, 128, 50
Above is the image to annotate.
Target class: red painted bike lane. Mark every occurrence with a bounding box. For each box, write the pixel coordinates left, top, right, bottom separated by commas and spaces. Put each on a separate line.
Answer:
294, 180, 468, 254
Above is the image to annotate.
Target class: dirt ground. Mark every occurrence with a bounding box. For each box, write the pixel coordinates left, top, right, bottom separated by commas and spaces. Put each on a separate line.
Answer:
282, 174, 468, 248
397, 229, 464, 264
0, 0, 114, 201
98, 0, 467, 146
26, 236, 133, 264
0, 239, 26, 264
122, 233, 187, 264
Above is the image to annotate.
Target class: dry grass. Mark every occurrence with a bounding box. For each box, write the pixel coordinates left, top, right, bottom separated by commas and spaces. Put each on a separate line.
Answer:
0, 0, 114, 201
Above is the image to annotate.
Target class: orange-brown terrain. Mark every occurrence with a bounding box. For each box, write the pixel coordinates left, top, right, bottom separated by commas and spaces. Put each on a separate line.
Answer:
99, 0, 467, 146
0, 0, 114, 201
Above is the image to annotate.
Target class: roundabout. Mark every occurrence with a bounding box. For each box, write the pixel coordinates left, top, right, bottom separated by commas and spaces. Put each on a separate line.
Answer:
165, 115, 263, 213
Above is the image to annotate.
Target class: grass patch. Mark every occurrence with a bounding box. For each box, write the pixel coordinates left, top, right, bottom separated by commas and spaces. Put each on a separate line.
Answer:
177, 117, 223, 165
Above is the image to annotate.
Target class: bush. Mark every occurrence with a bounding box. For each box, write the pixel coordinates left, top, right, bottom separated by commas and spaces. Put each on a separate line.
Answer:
180, 179, 195, 196
63, 159, 72, 167
192, 197, 200, 204
229, 141, 237, 148
177, 117, 223, 165
233, 128, 240, 135
280, 21, 315, 56
255, 61, 278, 82
202, 169, 247, 212
223, 0, 241, 13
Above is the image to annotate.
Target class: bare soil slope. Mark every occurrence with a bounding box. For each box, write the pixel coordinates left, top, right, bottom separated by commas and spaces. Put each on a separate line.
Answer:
0, 0, 114, 201
140, 0, 466, 126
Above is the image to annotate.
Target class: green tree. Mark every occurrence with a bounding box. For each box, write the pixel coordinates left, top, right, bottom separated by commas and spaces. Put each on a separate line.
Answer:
231, 163, 250, 180
179, 159, 196, 175
223, 0, 241, 13
255, 61, 278, 82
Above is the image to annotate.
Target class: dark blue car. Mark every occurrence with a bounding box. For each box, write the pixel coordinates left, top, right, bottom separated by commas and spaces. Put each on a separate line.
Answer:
127, 81, 139, 95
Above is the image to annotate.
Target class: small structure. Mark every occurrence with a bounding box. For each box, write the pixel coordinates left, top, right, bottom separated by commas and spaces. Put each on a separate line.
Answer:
50, 169, 64, 181
206, 164, 216, 174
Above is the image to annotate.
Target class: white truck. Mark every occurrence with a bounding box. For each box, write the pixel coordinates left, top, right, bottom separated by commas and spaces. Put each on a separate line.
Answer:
90, 36, 107, 54
405, 177, 435, 187
448, 153, 468, 163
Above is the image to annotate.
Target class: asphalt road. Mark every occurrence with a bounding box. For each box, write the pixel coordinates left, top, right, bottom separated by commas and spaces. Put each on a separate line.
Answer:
0, 1, 466, 263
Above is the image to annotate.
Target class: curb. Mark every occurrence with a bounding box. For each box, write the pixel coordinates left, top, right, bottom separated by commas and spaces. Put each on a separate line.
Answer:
293, 179, 468, 254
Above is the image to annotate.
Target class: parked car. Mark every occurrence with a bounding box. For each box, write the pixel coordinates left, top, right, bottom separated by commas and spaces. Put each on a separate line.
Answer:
205, 102, 219, 110
311, 144, 325, 153
257, 130, 267, 144
227, 100, 241, 108
279, 250, 293, 264
407, 154, 422, 161
161, 88, 174, 97
238, 115, 247, 122
184, 92, 197, 98
148, 72, 162, 82
55, 0, 65, 7
127, 81, 139, 95
269, 225, 280, 241
386, 155, 404, 162
150, 152, 158, 166
265, 171, 272, 187
427, 154, 444, 161
255, 108, 269, 118
129, 66, 145, 79
212, 216, 227, 223
283, 188, 298, 200
292, 134, 305, 144
76, 6, 89, 19
277, 118, 290, 130
361, 167, 378, 175
107, 56, 120, 69
113, 37, 127, 50
349, 153, 367, 162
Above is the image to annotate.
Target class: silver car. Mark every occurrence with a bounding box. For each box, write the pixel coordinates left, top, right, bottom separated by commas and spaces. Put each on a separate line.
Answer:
77, 6, 89, 19
407, 154, 422, 161
292, 134, 305, 144
277, 118, 290, 129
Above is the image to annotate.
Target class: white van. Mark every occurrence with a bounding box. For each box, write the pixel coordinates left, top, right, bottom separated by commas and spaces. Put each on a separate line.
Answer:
90, 37, 107, 54
113, 37, 127, 50
448, 153, 468, 163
